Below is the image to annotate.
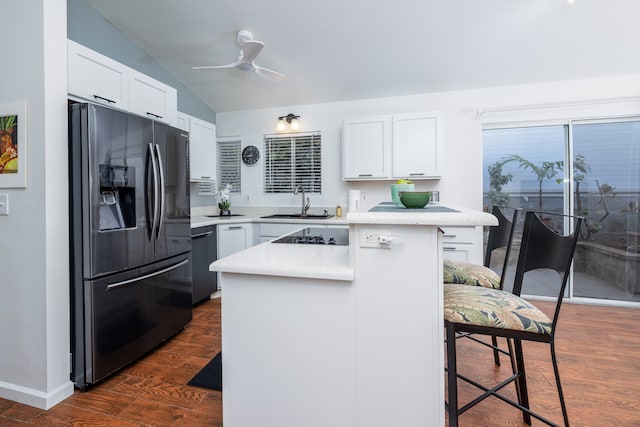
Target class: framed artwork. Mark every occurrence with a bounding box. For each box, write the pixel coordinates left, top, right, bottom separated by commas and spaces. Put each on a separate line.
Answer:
0, 100, 27, 187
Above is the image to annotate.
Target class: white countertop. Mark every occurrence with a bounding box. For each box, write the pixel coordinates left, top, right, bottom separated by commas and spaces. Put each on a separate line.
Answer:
347, 203, 497, 226
210, 238, 354, 281
209, 203, 496, 282
191, 213, 349, 228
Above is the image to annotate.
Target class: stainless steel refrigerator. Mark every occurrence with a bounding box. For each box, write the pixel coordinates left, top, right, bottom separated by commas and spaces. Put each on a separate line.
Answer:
69, 102, 192, 390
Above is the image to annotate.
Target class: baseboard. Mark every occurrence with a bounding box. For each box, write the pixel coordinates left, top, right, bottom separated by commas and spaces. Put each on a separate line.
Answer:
0, 379, 74, 410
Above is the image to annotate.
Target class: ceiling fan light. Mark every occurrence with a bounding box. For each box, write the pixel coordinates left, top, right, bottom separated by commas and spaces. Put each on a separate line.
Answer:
290, 118, 299, 130
276, 118, 286, 131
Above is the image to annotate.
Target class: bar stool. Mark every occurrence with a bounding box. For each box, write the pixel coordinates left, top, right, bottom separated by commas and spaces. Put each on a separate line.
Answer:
443, 206, 520, 365
444, 211, 582, 427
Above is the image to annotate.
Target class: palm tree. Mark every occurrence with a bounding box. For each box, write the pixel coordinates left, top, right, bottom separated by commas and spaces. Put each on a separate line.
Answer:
503, 154, 563, 210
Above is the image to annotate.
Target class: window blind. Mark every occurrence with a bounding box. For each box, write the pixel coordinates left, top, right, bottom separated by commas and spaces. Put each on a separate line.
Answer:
217, 139, 241, 193
264, 132, 322, 193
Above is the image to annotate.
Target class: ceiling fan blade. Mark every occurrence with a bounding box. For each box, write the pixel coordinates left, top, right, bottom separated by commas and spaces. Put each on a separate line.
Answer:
254, 65, 286, 81
240, 40, 264, 63
192, 62, 237, 70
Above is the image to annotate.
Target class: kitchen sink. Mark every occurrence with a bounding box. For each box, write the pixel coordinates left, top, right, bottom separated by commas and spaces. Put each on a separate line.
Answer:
260, 213, 334, 219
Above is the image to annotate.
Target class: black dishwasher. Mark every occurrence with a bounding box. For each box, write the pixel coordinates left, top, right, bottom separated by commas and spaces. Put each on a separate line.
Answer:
190, 225, 218, 305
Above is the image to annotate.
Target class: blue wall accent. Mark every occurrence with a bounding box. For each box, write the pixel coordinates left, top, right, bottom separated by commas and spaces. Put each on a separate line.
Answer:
67, 0, 216, 123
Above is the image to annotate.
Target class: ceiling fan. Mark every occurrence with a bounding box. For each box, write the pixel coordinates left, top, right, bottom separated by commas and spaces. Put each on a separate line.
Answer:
193, 30, 286, 81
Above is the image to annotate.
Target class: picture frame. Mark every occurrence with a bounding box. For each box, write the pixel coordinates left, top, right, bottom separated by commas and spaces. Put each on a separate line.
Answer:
0, 100, 27, 187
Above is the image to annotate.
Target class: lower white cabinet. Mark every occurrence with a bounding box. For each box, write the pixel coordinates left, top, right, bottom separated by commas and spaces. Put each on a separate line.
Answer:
440, 226, 478, 264
218, 223, 254, 259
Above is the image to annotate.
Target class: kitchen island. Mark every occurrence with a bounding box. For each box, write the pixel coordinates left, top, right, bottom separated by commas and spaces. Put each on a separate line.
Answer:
210, 204, 496, 427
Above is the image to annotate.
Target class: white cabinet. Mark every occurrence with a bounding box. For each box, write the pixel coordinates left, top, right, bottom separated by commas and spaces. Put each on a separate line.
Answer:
67, 40, 177, 126
343, 111, 444, 180
342, 116, 390, 179
178, 112, 216, 182
68, 39, 129, 109
440, 226, 478, 263
392, 112, 443, 179
129, 70, 177, 125
218, 223, 253, 259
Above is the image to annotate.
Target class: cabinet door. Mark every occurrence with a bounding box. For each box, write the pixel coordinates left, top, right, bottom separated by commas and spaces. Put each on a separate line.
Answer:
189, 116, 217, 181
343, 116, 391, 179
176, 112, 190, 132
129, 70, 177, 125
392, 112, 443, 179
67, 39, 129, 109
218, 224, 251, 259
441, 226, 480, 264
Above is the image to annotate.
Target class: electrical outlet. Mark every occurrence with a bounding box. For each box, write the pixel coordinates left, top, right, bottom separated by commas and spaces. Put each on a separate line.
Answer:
0, 194, 8, 215
359, 228, 391, 248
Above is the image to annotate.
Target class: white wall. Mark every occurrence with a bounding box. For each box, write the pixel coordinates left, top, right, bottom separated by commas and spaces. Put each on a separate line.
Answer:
0, 0, 73, 409
217, 74, 640, 213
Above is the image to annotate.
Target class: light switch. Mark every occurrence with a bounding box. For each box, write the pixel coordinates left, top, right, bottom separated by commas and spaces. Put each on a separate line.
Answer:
0, 194, 8, 215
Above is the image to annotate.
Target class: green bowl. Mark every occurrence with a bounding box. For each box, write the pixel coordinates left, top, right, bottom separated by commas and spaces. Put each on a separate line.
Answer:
398, 191, 431, 209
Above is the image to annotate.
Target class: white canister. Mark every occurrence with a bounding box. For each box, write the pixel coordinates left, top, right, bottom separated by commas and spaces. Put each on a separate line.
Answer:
348, 189, 361, 212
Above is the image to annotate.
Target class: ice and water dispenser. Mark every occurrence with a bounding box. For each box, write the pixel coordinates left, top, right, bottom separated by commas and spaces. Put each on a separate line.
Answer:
99, 164, 136, 231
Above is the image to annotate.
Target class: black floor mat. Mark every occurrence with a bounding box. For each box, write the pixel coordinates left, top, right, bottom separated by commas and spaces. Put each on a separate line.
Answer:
187, 351, 222, 391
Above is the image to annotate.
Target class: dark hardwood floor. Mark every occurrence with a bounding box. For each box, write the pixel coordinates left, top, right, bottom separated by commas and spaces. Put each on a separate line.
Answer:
0, 297, 638, 426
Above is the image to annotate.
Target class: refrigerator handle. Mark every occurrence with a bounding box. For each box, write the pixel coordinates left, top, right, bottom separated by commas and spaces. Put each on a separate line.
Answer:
106, 258, 189, 290
148, 142, 160, 239
154, 144, 165, 239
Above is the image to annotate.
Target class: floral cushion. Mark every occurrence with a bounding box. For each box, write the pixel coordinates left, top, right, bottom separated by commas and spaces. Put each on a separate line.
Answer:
443, 260, 501, 289
444, 284, 552, 335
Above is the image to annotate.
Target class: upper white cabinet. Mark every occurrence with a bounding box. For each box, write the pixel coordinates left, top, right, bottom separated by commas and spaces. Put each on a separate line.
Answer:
67, 40, 177, 126
68, 39, 129, 110
129, 70, 177, 125
178, 112, 217, 182
342, 115, 391, 179
343, 111, 444, 180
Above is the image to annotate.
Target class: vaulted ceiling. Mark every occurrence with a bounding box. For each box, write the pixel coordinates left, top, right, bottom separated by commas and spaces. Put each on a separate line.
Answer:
86, 0, 640, 113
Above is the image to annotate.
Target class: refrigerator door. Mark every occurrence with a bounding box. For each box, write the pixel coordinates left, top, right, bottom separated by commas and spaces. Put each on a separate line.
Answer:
73, 254, 192, 389
153, 122, 191, 261
72, 103, 156, 277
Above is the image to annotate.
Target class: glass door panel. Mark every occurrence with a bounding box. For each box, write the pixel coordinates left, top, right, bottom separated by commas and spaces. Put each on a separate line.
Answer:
572, 120, 640, 302
483, 125, 567, 296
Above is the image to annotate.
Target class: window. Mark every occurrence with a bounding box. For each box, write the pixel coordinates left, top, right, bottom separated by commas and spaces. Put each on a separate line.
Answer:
264, 132, 322, 193
217, 139, 241, 193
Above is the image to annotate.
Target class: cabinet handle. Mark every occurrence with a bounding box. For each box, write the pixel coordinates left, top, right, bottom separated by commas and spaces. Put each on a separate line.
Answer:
192, 231, 213, 238
93, 94, 116, 104
146, 112, 163, 119
409, 173, 425, 176
442, 234, 457, 238
443, 247, 457, 251
227, 226, 244, 230
358, 174, 373, 177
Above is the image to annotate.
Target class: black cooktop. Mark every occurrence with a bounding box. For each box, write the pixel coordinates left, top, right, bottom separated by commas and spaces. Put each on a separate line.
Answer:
272, 227, 349, 246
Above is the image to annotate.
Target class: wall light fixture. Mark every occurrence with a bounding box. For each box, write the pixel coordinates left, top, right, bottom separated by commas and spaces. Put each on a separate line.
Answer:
276, 113, 300, 131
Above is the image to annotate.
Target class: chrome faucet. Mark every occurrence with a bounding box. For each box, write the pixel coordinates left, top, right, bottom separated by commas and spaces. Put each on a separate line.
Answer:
294, 184, 310, 215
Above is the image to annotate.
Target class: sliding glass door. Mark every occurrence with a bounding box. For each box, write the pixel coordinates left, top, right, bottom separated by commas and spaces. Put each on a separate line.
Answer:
483, 118, 640, 304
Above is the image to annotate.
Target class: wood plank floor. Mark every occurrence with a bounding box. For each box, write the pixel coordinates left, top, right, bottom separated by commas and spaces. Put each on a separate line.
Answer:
0, 297, 638, 426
